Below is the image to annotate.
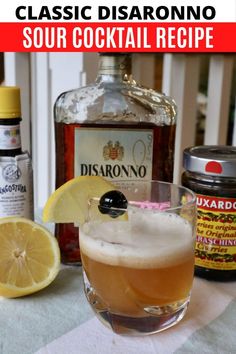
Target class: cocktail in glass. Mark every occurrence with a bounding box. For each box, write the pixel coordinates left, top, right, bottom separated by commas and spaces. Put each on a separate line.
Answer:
80, 181, 196, 335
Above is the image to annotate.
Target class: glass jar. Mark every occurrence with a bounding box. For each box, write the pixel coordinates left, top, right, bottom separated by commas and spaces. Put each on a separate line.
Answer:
182, 145, 236, 281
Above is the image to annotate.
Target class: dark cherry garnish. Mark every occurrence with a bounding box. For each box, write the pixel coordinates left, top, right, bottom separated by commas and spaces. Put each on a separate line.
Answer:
98, 190, 128, 218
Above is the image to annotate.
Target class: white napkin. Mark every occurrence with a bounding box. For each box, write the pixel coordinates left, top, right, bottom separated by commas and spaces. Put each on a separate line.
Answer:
35, 278, 236, 354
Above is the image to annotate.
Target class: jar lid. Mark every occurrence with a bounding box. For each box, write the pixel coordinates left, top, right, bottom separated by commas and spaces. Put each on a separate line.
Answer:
183, 145, 236, 177
0, 86, 21, 119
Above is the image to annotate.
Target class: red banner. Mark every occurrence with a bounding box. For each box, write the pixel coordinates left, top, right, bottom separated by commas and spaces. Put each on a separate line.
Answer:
1, 22, 235, 52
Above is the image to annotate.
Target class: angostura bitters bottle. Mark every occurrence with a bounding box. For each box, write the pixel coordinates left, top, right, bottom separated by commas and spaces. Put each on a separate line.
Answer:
54, 53, 177, 264
0, 86, 33, 219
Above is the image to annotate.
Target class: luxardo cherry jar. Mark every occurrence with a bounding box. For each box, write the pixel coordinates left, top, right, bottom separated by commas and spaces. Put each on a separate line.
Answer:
182, 145, 236, 281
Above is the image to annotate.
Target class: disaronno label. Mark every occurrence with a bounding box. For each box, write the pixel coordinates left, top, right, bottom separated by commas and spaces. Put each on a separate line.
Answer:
74, 128, 153, 181
195, 194, 236, 270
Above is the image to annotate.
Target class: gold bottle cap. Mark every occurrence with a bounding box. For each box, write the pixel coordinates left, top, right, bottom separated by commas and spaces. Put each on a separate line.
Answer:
0, 86, 21, 119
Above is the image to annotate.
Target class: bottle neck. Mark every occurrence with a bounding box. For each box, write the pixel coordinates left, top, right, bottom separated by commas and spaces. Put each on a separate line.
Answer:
96, 54, 132, 82
0, 118, 22, 156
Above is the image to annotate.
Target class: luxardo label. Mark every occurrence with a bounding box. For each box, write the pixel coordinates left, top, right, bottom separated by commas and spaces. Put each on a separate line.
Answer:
195, 194, 236, 270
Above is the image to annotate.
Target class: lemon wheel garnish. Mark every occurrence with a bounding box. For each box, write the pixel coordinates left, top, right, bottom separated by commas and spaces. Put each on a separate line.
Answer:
0, 217, 60, 298
43, 176, 115, 225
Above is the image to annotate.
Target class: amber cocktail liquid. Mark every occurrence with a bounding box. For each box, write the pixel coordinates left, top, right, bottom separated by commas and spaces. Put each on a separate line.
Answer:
80, 181, 196, 335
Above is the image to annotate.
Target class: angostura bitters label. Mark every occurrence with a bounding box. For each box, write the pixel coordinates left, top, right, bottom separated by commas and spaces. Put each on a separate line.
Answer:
196, 194, 236, 270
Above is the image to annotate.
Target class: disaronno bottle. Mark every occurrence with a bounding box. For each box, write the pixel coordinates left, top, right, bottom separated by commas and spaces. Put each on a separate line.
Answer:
54, 53, 177, 264
0, 86, 33, 219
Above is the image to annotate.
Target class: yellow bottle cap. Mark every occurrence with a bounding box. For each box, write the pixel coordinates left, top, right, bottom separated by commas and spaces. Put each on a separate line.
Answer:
0, 86, 21, 119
